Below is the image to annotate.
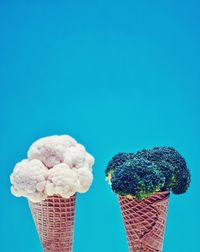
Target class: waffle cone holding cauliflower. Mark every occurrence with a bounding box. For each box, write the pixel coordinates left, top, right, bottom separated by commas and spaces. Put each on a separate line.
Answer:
29, 194, 76, 252
105, 147, 191, 252
10, 135, 94, 252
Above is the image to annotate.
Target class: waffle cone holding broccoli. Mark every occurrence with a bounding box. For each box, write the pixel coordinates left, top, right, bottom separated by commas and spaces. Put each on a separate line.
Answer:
119, 191, 169, 252
10, 135, 95, 252
105, 147, 191, 252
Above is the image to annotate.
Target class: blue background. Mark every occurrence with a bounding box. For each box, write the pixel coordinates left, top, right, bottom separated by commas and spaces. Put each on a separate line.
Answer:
0, 0, 199, 251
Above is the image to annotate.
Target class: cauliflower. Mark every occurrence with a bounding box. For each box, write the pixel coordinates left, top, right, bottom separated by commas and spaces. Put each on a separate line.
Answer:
10, 159, 48, 202
10, 135, 95, 202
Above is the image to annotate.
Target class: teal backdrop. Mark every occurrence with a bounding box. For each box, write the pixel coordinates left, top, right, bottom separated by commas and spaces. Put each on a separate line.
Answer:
0, 0, 199, 251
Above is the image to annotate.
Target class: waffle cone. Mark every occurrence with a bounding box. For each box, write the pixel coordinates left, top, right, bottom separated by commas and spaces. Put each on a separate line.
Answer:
29, 194, 76, 252
118, 191, 170, 252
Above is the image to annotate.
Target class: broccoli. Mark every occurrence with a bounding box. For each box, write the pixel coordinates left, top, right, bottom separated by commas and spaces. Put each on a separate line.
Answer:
105, 147, 191, 200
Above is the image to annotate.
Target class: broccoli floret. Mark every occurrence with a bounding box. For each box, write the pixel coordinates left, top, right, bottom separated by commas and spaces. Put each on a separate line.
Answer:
111, 158, 165, 201
134, 147, 191, 194
105, 147, 191, 200
105, 153, 135, 182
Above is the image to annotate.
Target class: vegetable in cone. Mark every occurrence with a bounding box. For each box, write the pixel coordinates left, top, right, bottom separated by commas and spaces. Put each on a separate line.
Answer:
10, 135, 95, 252
105, 147, 191, 252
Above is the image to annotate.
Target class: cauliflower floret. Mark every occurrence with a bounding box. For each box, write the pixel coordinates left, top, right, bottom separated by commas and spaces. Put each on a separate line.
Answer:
84, 153, 95, 171
45, 163, 78, 198
27, 135, 77, 168
10, 159, 48, 202
76, 168, 93, 193
64, 144, 87, 169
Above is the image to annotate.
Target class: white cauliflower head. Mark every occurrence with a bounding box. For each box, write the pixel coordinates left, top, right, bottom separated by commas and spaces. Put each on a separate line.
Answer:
10, 135, 95, 202
10, 159, 48, 202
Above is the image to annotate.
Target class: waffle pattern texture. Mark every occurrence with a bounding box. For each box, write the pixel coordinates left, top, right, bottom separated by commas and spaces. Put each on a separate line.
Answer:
119, 191, 169, 252
29, 194, 76, 252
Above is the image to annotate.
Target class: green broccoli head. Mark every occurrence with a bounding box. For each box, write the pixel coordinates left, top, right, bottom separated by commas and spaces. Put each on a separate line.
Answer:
105, 147, 191, 200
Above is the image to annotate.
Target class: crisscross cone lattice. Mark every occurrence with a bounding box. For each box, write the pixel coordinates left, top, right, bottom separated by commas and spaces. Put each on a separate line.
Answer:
118, 191, 170, 252
29, 194, 76, 252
